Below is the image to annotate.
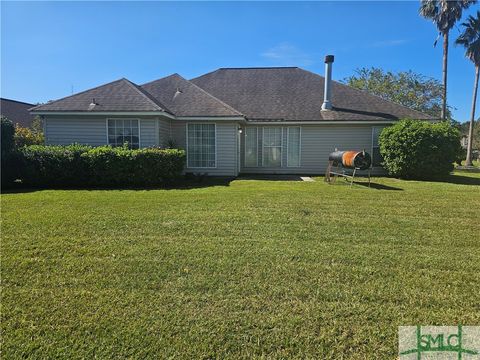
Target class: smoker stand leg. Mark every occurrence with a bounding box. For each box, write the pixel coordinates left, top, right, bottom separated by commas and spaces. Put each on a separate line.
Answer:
350, 168, 357, 186
324, 161, 333, 183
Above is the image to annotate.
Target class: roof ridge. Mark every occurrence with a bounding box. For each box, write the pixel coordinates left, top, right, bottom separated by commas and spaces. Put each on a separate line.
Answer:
218, 67, 299, 70
297, 68, 435, 120
189, 68, 220, 83
191, 67, 300, 82
122, 78, 173, 114
29, 78, 127, 111
1, 98, 35, 106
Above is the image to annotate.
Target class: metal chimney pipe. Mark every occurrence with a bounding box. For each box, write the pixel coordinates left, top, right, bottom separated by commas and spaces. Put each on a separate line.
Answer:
321, 55, 334, 111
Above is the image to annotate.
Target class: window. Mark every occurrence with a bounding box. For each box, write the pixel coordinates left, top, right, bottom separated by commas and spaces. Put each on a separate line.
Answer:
287, 127, 301, 167
263, 127, 282, 167
245, 127, 258, 167
372, 126, 384, 166
107, 119, 139, 149
187, 123, 216, 168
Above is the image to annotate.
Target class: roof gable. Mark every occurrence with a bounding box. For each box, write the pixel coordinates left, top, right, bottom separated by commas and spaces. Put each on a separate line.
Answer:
31, 78, 168, 113
190, 67, 434, 121
141, 74, 243, 117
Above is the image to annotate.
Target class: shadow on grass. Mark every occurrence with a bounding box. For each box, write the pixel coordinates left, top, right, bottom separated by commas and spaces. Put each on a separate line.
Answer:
1, 177, 235, 194
353, 182, 403, 191
237, 175, 305, 181
429, 174, 480, 186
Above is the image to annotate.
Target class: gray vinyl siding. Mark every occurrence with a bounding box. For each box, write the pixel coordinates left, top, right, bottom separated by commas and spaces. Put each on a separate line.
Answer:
241, 125, 386, 175
140, 119, 156, 148
158, 118, 171, 148
44, 115, 163, 148
171, 121, 239, 176
45, 117, 107, 146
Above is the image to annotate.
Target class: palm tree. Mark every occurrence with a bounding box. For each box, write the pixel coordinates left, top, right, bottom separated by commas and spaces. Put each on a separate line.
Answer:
419, 0, 476, 120
456, 11, 480, 166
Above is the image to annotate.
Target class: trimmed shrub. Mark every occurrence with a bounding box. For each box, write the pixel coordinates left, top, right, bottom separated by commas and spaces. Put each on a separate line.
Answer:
21, 144, 92, 187
19, 144, 186, 187
81, 146, 186, 186
379, 119, 462, 179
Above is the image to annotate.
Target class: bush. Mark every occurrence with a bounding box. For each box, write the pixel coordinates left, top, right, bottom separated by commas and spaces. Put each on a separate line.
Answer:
1, 117, 18, 188
455, 148, 467, 166
14, 124, 44, 147
1, 117, 15, 154
21, 144, 92, 187
19, 144, 186, 187
379, 119, 462, 179
83, 147, 186, 186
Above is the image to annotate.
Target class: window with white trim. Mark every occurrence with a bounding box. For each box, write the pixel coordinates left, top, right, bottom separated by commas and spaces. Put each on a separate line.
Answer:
245, 127, 258, 167
187, 123, 216, 168
287, 127, 301, 167
372, 126, 384, 166
107, 119, 139, 149
263, 127, 282, 167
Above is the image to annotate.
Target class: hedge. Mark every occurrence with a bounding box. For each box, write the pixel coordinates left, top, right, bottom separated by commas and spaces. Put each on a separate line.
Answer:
379, 119, 462, 179
19, 145, 186, 187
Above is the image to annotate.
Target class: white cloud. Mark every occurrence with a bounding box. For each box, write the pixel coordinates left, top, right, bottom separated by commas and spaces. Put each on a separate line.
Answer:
261, 43, 313, 66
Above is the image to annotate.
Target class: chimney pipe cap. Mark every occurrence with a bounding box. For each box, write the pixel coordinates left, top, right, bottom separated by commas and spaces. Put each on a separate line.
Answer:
325, 55, 334, 63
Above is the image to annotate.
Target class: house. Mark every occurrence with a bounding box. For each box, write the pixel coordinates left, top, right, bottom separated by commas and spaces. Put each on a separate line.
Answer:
461, 135, 469, 149
30, 56, 433, 176
1, 98, 37, 128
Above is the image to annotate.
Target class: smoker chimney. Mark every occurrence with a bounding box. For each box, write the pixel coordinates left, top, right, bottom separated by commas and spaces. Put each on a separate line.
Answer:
321, 55, 334, 111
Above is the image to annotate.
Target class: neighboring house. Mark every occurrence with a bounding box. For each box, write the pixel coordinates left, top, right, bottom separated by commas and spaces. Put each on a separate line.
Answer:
461, 135, 469, 149
1, 98, 37, 127
30, 57, 433, 176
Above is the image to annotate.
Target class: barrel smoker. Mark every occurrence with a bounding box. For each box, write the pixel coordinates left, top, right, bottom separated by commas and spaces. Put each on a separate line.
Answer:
324, 149, 372, 186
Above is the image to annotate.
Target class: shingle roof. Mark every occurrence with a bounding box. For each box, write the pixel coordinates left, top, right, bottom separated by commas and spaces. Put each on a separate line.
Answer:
30, 78, 169, 113
141, 74, 243, 117
191, 67, 434, 121
1, 98, 37, 127
29, 67, 435, 121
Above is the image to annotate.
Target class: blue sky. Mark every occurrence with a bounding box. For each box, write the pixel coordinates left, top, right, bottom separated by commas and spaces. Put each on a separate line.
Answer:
1, 1, 478, 121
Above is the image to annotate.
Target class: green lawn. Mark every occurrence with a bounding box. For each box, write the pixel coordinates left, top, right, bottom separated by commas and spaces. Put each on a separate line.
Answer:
1, 173, 479, 359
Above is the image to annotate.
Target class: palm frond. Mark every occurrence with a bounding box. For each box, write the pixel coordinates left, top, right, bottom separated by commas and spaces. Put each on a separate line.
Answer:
419, 0, 477, 34
455, 10, 480, 65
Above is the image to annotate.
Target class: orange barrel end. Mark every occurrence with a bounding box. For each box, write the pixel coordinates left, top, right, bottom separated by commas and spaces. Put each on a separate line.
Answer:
342, 151, 359, 168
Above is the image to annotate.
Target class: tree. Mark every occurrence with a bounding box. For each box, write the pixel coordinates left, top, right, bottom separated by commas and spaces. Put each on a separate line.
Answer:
419, 0, 476, 120
456, 11, 480, 166
1, 116, 20, 188
343, 67, 451, 118
1, 116, 15, 154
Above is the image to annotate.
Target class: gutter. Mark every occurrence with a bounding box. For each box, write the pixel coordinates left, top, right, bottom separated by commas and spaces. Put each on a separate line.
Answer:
30, 111, 176, 119
31, 111, 247, 122
176, 116, 246, 122
247, 120, 402, 125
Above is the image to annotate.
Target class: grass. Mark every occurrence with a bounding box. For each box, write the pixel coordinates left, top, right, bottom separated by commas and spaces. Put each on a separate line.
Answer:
1, 172, 479, 359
